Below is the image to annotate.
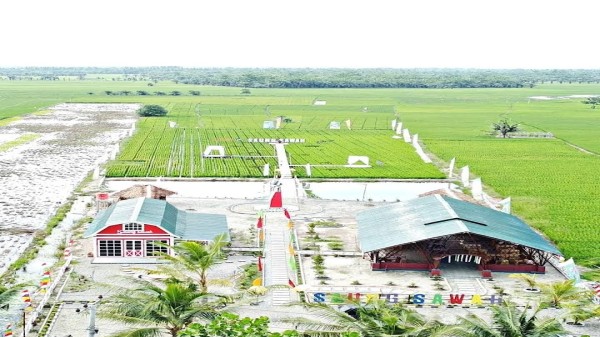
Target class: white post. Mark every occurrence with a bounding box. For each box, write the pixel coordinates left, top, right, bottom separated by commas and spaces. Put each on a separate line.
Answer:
460, 166, 470, 187
500, 197, 511, 214
92, 166, 100, 180
411, 133, 419, 145
402, 129, 411, 142
263, 164, 270, 177
305, 164, 311, 177
391, 120, 397, 130
448, 158, 456, 178
395, 122, 403, 134
471, 178, 483, 200
88, 303, 97, 337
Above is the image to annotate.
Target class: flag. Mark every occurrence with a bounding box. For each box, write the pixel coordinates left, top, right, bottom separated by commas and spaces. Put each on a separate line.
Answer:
257, 256, 263, 272
288, 244, 295, 256
269, 191, 282, 208
288, 279, 296, 288
21, 290, 31, 304
288, 256, 297, 271
252, 278, 262, 286
283, 208, 291, 219
40, 269, 51, 293
4, 324, 12, 337
256, 216, 263, 229
258, 229, 264, 241
287, 220, 294, 229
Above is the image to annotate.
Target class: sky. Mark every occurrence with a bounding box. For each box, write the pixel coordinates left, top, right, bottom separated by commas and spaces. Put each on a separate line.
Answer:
0, 0, 598, 69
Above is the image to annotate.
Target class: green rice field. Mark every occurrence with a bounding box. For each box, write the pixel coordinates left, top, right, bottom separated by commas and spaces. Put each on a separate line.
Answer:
1, 79, 599, 265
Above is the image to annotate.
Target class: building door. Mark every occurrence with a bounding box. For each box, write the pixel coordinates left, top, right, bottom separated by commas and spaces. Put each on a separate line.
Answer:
125, 240, 143, 257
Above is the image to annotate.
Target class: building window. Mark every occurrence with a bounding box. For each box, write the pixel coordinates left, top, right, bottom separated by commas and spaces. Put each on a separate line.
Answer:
123, 223, 143, 232
125, 240, 142, 250
146, 240, 169, 256
99, 240, 122, 257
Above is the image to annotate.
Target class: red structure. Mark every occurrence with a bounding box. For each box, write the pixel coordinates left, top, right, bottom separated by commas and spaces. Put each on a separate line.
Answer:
84, 197, 229, 260
269, 190, 282, 208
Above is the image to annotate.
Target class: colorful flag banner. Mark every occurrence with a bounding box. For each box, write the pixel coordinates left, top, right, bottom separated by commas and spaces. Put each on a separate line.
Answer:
288, 256, 297, 271
22, 289, 33, 312
257, 256, 263, 272
252, 278, 262, 286
283, 208, 291, 219
4, 324, 13, 337
287, 220, 294, 229
256, 216, 263, 229
288, 279, 296, 288
288, 243, 295, 256
21, 290, 31, 304
258, 229, 264, 241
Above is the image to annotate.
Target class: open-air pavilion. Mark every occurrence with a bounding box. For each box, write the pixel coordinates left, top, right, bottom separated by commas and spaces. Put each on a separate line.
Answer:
357, 194, 561, 275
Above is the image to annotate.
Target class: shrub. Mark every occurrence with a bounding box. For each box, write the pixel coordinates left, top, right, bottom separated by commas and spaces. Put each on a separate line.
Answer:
137, 105, 168, 117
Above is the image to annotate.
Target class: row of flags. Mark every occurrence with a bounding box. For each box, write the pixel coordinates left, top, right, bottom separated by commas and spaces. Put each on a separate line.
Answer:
253, 206, 298, 288
0, 264, 53, 337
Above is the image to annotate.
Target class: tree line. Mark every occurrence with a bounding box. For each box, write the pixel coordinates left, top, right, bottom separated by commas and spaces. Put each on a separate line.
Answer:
2, 67, 600, 88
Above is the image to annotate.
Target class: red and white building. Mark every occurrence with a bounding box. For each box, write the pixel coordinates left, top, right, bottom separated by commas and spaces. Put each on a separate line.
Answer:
84, 197, 229, 262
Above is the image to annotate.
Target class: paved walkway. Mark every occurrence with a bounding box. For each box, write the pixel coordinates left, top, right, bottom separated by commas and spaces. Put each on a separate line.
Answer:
263, 212, 297, 305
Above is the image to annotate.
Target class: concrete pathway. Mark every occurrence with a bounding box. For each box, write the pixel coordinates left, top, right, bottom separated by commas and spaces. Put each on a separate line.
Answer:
263, 212, 298, 305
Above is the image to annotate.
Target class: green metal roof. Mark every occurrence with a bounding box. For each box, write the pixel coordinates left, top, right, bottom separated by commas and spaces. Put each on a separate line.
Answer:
84, 197, 229, 242
356, 194, 561, 255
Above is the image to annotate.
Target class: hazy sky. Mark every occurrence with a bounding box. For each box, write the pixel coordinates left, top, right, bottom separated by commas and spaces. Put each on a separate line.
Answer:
0, 0, 598, 69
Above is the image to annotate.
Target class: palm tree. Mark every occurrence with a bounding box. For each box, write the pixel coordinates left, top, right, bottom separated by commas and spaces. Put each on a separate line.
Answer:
155, 233, 228, 293
540, 279, 592, 308
457, 301, 565, 337
101, 281, 225, 337
509, 274, 539, 291
0, 285, 19, 309
291, 300, 464, 337
563, 301, 599, 326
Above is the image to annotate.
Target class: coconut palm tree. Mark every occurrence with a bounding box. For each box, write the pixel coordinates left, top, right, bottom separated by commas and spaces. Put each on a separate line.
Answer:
561, 297, 600, 326
101, 280, 226, 337
0, 285, 19, 309
509, 273, 539, 291
540, 279, 592, 308
457, 301, 565, 337
154, 233, 229, 293
290, 300, 464, 337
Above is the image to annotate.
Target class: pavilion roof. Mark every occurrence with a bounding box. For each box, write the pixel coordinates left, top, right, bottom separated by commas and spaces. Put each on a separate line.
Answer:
357, 194, 561, 255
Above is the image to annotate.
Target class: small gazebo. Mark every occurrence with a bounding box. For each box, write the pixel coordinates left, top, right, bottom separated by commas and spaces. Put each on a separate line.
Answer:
112, 184, 177, 200
357, 194, 561, 274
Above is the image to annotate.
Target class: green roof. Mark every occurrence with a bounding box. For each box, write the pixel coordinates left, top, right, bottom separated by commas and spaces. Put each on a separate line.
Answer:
356, 195, 561, 255
84, 197, 229, 241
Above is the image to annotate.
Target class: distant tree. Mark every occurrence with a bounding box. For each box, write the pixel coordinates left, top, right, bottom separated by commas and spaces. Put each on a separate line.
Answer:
241, 88, 251, 94
147, 82, 154, 87
492, 117, 519, 138
189, 90, 201, 96
582, 96, 600, 109
104, 90, 113, 95
154, 91, 166, 96
170, 90, 181, 96
120, 90, 131, 96
137, 105, 168, 117
136, 90, 149, 96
